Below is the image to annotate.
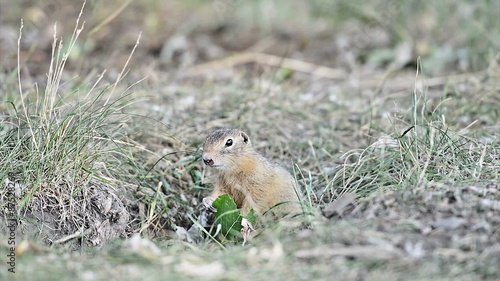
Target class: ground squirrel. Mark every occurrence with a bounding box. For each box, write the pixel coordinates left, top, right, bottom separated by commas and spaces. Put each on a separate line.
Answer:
201, 128, 301, 221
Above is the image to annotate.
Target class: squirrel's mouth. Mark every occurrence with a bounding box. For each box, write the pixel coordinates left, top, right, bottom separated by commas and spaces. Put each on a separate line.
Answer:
204, 162, 220, 168
202, 157, 223, 169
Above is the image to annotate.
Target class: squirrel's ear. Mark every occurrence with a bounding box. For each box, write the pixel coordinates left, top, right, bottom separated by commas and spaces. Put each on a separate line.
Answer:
240, 131, 249, 143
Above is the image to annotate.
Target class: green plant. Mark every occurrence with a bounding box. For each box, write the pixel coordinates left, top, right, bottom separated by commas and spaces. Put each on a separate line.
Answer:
212, 194, 257, 241
0, 2, 139, 213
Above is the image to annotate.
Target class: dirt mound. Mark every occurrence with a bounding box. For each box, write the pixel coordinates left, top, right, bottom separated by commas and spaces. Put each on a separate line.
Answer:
1, 180, 129, 249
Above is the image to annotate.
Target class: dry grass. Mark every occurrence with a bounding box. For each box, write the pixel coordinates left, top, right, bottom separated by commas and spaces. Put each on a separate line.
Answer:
0, 0, 499, 280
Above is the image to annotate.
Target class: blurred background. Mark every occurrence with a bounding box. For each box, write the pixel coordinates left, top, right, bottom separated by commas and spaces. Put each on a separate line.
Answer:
1, 0, 498, 82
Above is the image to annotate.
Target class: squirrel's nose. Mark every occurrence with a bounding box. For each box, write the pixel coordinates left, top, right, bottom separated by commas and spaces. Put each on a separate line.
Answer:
203, 157, 214, 166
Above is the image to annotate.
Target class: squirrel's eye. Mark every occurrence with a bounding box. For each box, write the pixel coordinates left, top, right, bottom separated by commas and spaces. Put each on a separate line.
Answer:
225, 139, 233, 147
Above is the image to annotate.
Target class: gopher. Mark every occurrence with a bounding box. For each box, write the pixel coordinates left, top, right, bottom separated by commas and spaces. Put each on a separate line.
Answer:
201, 128, 301, 231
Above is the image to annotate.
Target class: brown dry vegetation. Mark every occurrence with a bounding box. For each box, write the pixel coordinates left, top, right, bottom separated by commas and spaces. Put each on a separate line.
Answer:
0, 1, 499, 280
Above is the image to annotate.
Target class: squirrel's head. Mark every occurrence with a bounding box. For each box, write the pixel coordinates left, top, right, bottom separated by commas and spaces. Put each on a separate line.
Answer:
202, 128, 252, 170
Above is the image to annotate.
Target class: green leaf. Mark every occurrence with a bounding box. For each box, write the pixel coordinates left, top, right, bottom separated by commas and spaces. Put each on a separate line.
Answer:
188, 166, 202, 185
212, 194, 257, 241
212, 194, 241, 240
244, 209, 257, 226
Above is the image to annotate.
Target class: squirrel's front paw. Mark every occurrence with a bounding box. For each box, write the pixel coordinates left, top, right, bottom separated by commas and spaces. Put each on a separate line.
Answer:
202, 197, 217, 212
241, 218, 255, 245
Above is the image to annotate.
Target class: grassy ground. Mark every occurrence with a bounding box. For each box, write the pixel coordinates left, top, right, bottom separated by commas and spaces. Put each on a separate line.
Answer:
0, 1, 499, 280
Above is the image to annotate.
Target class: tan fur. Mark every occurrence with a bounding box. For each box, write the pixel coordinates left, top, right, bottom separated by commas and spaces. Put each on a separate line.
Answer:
202, 128, 301, 216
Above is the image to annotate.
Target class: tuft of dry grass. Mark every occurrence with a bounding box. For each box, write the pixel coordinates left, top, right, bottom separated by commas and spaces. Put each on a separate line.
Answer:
0, 1, 174, 246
